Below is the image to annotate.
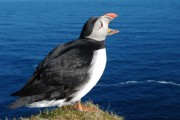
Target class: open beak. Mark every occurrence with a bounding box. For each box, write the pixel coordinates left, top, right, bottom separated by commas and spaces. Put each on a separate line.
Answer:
102, 13, 119, 35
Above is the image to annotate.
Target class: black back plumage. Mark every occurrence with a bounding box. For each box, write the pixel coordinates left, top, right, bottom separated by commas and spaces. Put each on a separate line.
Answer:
10, 39, 105, 108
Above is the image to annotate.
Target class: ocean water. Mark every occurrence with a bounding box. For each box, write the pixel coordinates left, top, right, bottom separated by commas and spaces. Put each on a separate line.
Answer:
0, 0, 180, 119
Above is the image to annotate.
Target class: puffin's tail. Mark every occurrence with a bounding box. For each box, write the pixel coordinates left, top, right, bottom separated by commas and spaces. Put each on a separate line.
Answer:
9, 97, 30, 109
9, 94, 49, 109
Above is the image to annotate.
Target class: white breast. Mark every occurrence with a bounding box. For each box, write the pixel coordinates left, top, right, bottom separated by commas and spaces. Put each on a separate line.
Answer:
71, 48, 106, 102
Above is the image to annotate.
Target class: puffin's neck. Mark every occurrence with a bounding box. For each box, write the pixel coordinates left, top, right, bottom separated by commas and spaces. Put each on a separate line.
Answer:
80, 38, 105, 50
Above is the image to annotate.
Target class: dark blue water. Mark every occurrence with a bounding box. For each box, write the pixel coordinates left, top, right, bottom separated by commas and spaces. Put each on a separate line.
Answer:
0, 0, 180, 119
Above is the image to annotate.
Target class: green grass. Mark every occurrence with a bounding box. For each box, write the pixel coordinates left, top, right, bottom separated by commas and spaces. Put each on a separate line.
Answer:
22, 101, 124, 120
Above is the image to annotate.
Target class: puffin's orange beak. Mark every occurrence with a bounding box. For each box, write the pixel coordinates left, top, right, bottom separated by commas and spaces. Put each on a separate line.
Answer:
102, 13, 118, 22
102, 13, 119, 35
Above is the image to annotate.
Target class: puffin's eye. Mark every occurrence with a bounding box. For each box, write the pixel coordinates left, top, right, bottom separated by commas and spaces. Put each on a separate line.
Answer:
98, 21, 103, 30
100, 21, 103, 27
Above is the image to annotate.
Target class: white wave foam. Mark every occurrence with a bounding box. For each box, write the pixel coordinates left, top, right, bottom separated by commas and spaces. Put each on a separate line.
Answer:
97, 80, 180, 87
96, 80, 140, 87
147, 80, 180, 86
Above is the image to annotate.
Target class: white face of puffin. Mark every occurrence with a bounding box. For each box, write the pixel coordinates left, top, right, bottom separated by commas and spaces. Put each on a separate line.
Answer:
86, 13, 119, 41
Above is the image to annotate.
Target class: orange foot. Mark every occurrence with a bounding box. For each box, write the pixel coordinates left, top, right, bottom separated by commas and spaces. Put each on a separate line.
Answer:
74, 101, 98, 112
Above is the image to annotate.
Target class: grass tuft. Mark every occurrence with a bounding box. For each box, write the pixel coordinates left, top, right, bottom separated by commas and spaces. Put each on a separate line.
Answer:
21, 101, 124, 120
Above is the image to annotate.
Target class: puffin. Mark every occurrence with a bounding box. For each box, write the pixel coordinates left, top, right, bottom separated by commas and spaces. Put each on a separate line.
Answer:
10, 13, 119, 111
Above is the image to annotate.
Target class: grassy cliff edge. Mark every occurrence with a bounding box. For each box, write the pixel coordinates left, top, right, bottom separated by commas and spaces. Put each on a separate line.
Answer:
22, 101, 124, 120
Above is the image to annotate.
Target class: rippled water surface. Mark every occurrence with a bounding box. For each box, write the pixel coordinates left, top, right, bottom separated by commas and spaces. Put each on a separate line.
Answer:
0, 0, 180, 120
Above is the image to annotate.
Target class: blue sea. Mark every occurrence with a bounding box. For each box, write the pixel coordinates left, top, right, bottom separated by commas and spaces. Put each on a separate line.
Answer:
0, 0, 180, 119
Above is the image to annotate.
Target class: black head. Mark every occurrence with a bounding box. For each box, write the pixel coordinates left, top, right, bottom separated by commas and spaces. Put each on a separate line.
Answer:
79, 13, 119, 41
79, 17, 98, 39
